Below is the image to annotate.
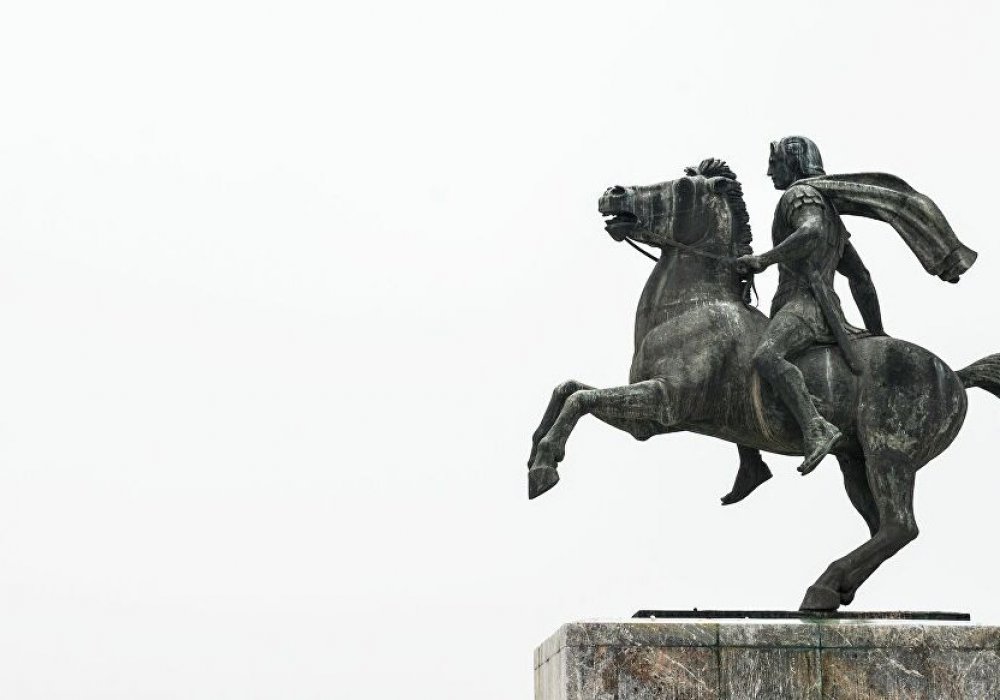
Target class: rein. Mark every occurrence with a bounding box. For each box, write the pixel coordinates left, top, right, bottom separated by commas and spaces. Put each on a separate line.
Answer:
623, 236, 758, 306
624, 236, 735, 263
624, 238, 661, 262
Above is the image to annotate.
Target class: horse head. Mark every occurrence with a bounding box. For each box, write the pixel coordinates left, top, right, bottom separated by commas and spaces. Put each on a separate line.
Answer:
598, 158, 752, 263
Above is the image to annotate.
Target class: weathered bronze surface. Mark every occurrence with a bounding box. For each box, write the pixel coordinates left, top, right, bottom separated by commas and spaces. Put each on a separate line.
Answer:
528, 137, 994, 612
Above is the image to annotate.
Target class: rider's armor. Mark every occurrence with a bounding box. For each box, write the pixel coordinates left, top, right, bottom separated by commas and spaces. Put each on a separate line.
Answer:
770, 182, 852, 343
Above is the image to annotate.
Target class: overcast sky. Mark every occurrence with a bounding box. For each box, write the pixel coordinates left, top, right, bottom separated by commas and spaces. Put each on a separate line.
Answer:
1, 1, 998, 698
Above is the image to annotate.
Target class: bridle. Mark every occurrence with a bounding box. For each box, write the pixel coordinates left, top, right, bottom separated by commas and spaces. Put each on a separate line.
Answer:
622, 231, 758, 306
624, 236, 736, 263
623, 238, 661, 262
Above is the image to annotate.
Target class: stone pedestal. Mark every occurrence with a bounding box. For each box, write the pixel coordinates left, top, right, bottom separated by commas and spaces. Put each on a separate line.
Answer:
534, 619, 1000, 699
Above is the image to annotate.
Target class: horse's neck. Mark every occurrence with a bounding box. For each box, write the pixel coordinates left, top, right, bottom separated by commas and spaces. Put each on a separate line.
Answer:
633, 249, 744, 346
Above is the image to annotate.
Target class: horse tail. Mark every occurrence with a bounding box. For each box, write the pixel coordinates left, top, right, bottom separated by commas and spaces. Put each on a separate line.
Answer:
957, 354, 1000, 398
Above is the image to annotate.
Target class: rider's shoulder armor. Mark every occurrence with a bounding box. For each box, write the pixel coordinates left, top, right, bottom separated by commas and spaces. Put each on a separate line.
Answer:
781, 183, 827, 218
774, 183, 833, 238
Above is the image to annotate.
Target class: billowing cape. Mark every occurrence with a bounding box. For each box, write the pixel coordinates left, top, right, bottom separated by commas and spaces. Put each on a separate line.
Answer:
800, 173, 977, 282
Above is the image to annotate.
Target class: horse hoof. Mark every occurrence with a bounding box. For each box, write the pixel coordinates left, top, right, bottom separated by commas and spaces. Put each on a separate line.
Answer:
528, 466, 560, 500
799, 584, 841, 612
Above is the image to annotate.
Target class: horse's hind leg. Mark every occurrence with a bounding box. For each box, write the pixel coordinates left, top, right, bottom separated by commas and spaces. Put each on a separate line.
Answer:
837, 454, 880, 537
801, 450, 918, 611
528, 379, 670, 499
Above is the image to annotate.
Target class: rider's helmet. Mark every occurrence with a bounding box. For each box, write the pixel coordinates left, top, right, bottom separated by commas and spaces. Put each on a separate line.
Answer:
772, 136, 826, 178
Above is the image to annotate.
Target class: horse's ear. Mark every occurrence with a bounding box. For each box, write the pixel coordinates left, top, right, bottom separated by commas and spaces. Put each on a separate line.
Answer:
708, 176, 733, 193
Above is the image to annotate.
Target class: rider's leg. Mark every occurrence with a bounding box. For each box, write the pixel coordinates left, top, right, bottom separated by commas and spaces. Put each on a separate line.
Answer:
720, 445, 772, 506
753, 312, 820, 423
752, 310, 842, 474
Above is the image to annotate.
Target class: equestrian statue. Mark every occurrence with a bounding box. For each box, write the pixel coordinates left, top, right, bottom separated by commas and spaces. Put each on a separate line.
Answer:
527, 136, 995, 611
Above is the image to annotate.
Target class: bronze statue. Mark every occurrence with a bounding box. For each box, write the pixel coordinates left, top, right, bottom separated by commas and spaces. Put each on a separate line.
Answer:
528, 141, 991, 611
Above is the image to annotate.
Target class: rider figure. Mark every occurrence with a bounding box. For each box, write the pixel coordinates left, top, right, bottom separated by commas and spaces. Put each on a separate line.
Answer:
734, 136, 884, 476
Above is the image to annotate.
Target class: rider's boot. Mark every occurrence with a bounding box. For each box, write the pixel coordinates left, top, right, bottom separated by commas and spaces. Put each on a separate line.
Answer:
798, 416, 842, 475
767, 363, 842, 475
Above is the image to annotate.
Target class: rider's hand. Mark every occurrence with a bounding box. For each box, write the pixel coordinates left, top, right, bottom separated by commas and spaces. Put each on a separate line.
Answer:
734, 255, 766, 275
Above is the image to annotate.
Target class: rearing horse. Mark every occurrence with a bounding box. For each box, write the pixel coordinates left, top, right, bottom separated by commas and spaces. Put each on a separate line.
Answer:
527, 158, 1000, 612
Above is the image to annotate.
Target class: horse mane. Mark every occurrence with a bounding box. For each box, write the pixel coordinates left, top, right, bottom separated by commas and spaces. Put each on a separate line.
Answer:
685, 158, 754, 303
684, 158, 752, 256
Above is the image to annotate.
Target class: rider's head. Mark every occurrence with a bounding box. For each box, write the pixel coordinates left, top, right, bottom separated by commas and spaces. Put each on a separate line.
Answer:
767, 136, 825, 190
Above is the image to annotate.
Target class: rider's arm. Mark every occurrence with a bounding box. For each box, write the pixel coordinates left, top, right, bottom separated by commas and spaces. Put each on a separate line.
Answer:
838, 241, 885, 335
756, 205, 826, 269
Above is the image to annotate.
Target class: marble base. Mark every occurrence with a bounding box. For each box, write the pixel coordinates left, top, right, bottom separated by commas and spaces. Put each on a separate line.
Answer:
534, 619, 1000, 699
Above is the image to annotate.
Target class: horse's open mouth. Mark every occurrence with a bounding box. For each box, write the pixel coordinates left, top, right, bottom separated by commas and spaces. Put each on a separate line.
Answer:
603, 212, 639, 240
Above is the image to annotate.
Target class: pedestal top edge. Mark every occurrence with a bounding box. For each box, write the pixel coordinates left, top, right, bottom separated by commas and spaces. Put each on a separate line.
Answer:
533, 618, 1000, 667
633, 609, 970, 622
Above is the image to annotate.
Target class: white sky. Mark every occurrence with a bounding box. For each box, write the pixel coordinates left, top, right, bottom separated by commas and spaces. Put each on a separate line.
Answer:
0, 1, 998, 698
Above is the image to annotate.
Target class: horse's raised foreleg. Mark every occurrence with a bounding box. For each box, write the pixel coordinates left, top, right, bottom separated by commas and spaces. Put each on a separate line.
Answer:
528, 379, 671, 499
529, 381, 592, 467
529, 380, 663, 466
800, 451, 917, 611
